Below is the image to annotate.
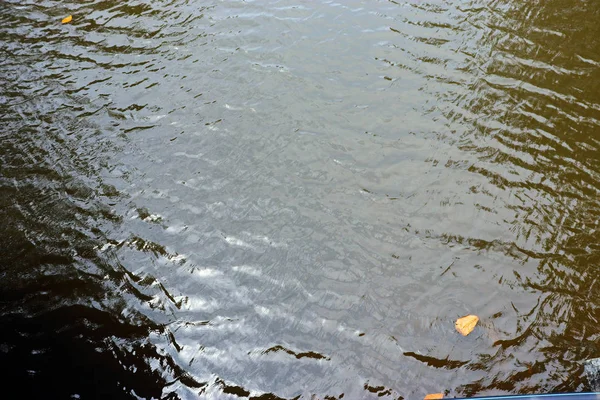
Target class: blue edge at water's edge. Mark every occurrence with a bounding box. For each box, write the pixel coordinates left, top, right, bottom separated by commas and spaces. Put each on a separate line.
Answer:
461, 393, 600, 400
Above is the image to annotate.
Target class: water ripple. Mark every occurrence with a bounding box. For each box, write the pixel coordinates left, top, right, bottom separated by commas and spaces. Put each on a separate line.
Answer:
2, 0, 600, 398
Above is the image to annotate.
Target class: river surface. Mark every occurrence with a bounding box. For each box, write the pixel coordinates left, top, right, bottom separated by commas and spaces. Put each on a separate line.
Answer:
1, 0, 600, 399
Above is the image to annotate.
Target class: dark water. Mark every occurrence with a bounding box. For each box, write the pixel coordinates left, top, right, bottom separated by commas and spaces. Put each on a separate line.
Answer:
1, 0, 599, 398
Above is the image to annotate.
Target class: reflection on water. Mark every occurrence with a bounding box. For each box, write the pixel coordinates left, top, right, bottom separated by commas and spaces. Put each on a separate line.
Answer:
1, 0, 599, 398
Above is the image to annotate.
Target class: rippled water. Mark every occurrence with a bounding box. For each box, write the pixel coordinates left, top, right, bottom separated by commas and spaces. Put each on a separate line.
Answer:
1, 0, 599, 398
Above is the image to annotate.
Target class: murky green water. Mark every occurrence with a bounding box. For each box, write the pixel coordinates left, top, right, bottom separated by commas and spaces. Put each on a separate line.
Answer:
1, 0, 599, 398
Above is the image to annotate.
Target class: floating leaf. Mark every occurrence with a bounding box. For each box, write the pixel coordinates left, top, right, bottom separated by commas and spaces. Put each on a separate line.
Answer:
61, 15, 72, 24
455, 314, 479, 336
424, 393, 443, 400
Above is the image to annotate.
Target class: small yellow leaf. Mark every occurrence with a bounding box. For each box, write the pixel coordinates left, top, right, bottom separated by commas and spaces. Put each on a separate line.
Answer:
61, 15, 72, 24
424, 393, 443, 400
455, 314, 479, 336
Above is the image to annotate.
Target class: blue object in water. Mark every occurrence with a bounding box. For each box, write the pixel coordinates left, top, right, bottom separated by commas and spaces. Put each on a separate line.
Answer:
462, 394, 600, 400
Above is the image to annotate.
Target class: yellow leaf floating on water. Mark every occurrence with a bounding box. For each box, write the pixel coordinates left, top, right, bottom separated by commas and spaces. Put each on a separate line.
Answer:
455, 314, 479, 336
61, 15, 72, 24
424, 393, 443, 400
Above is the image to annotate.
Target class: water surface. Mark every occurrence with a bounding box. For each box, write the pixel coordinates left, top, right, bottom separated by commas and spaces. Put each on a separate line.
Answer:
1, 0, 600, 398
